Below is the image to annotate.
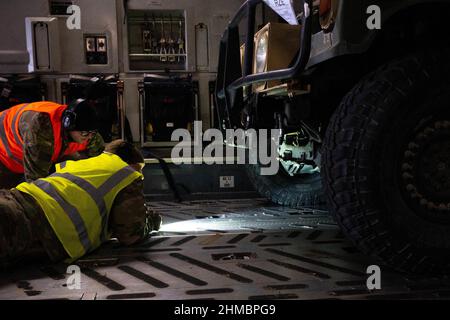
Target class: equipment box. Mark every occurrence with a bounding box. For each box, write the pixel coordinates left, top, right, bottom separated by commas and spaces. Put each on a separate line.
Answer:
0, 75, 46, 111
62, 75, 130, 142
139, 74, 197, 146
127, 10, 187, 71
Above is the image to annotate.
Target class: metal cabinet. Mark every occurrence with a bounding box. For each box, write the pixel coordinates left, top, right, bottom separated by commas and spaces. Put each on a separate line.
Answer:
0, 75, 46, 111
138, 73, 198, 147
127, 10, 187, 71
61, 75, 131, 142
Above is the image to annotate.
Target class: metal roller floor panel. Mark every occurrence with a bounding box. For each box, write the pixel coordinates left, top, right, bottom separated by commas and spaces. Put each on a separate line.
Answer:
1, 198, 450, 300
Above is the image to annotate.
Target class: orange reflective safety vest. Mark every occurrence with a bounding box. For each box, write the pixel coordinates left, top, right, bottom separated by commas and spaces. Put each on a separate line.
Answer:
0, 101, 89, 173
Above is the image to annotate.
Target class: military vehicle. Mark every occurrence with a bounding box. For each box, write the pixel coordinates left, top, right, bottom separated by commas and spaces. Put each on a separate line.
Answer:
215, 0, 450, 274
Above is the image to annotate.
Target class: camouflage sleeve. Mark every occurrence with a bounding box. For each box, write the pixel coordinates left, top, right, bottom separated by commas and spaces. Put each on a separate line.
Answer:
109, 179, 150, 246
62, 132, 105, 161
19, 112, 54, 182
82, 132, 105, 157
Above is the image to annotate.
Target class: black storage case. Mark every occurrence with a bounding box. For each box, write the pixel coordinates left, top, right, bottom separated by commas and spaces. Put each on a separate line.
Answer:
142, 73, 195, 142
63, 75, 130, 142
0, 75, 45, 111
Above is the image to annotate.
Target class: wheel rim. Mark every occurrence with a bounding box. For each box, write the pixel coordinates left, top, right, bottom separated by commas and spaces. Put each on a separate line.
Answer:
400, 120, 450, 222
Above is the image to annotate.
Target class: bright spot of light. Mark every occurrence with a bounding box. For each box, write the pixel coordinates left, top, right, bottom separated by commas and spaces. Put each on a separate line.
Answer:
160, 219, 221, 232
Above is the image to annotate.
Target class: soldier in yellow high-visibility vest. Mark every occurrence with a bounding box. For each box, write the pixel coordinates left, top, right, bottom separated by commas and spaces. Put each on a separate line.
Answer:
0, 139, 162, 268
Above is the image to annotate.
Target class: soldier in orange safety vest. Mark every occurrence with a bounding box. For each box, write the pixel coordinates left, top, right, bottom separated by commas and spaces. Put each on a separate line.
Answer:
0, 99, 104, 188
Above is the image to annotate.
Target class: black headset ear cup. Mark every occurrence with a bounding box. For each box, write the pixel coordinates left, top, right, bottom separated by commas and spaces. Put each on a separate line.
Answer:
62, 110, 77, 130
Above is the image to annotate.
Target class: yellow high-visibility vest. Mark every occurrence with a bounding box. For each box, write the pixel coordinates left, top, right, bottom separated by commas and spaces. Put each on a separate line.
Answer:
16, 152, 143, 261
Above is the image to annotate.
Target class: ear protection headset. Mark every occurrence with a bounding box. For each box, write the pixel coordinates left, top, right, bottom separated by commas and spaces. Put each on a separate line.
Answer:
62, 98, 85, 131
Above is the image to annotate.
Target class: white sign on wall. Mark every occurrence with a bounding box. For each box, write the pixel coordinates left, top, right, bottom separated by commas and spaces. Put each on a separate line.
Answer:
220, 176, 235, 188
263, 0, 298, 25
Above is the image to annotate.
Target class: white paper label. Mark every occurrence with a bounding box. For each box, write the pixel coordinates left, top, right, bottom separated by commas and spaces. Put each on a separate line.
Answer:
220, 176, 235, 188
148, 0, 162, 6
263, 0, 298, 25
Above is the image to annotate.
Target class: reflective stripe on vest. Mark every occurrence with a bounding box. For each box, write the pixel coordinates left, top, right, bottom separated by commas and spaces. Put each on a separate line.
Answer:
0, 109, 21, 165
33, 179, 92, 253
48, 166, 137, 243
0, 103, 30, 165
50, 173, 109, 242
11, 104, 29, 145
16, 153, 143, 260
98, 166, 137, 196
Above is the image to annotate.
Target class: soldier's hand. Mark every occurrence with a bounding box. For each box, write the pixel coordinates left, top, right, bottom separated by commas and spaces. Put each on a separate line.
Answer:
145, 205, 162, 233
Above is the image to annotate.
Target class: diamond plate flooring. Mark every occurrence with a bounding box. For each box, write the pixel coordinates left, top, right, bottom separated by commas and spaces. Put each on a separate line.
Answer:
1, 198, 450, 300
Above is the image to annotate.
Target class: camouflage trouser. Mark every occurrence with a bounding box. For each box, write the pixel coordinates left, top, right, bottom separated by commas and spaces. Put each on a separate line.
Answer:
0, 190, 43, 270
0, 161, 24, 189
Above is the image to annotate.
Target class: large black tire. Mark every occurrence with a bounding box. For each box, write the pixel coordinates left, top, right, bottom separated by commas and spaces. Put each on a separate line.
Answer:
322, 50, 450, 275
246, 164, 325, 208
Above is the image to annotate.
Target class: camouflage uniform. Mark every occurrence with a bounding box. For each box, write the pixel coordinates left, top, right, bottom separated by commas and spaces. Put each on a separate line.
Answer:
0, 110, 105, 189
0, 178, 161, 270
0, 189, 43, 269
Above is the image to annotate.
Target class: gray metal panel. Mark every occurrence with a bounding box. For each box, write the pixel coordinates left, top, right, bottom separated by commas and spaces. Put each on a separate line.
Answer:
0, 0, 48, 73
0, 51, 30, 74
122, 0, 245, 73
122, 77, 141, 141
57, 0, 119, 74
195, 23, 209, 71
143, 162, 258, 200
25, 17, 61, 72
